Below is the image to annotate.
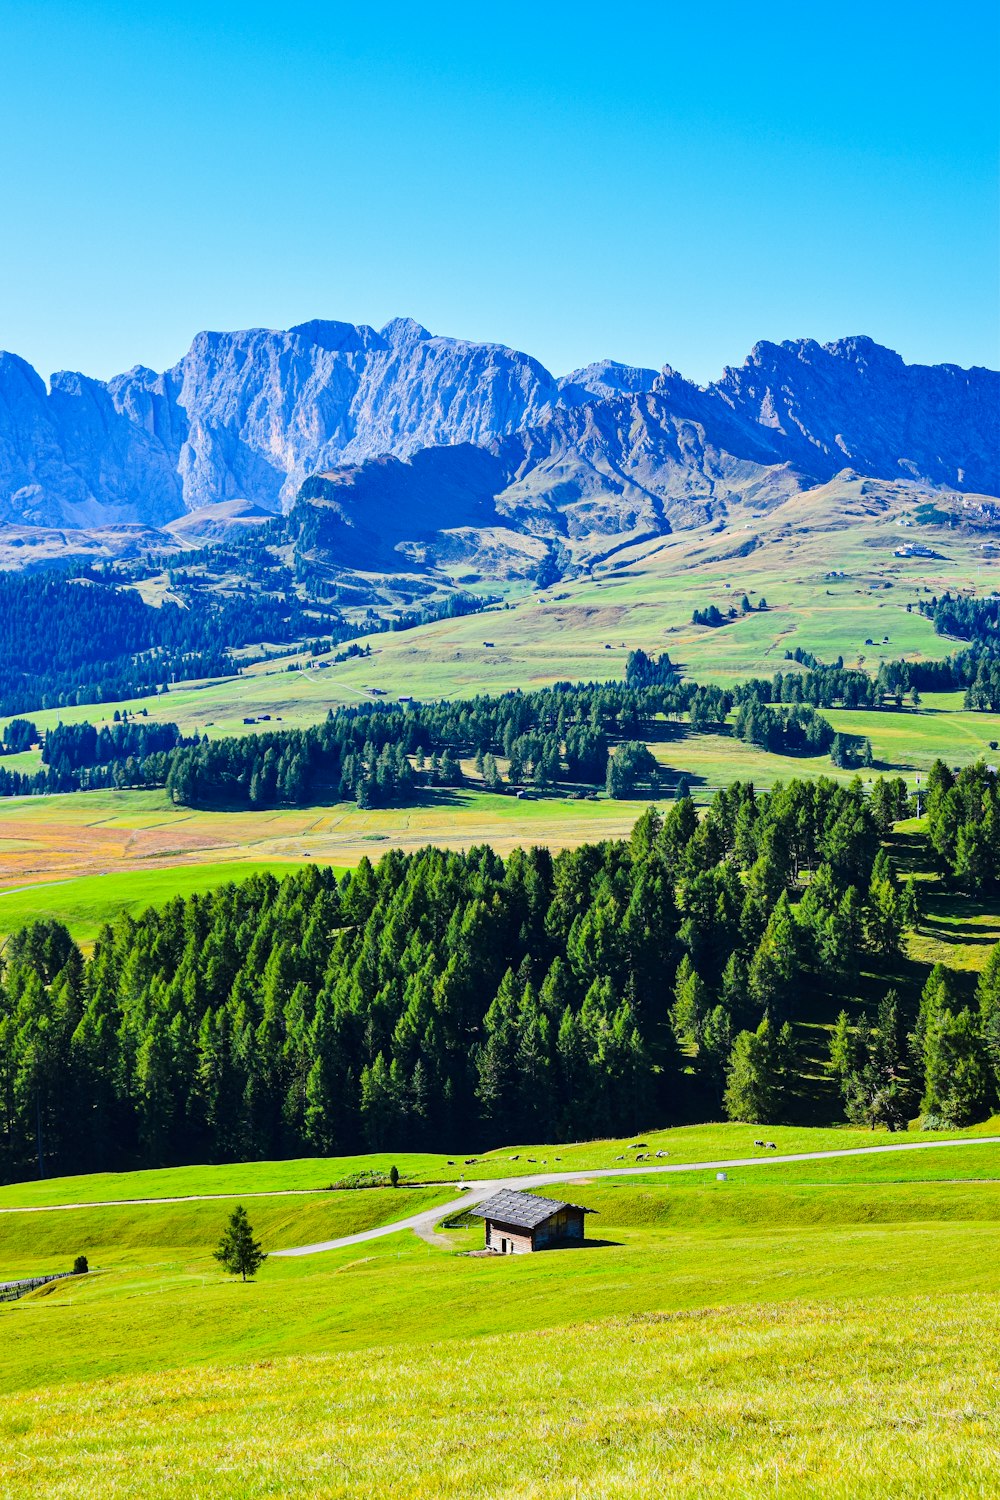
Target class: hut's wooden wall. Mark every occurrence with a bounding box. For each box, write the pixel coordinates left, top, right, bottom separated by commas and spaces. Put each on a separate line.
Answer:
486, 1220, 534, 1254
534, 1208, 585, 1248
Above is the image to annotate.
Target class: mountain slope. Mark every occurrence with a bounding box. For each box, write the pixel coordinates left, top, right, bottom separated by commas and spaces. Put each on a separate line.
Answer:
0, 320, 995, 562
708, 336, 999, 495
294, 336, 999, 584
0, 318, 560, 525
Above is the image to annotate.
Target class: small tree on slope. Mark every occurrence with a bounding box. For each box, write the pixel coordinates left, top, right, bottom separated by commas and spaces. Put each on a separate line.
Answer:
214, 1205, 267, 1282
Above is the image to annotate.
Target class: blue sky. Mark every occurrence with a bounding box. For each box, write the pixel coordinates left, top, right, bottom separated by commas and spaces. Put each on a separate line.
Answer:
1, 0, 996, 384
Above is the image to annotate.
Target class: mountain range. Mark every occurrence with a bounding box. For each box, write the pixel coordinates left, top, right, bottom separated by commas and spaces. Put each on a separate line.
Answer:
0, 317, 996, 582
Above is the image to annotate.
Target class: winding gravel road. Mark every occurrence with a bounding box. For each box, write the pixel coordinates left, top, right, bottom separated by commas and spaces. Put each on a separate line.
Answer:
270, 1134, 1000, 1257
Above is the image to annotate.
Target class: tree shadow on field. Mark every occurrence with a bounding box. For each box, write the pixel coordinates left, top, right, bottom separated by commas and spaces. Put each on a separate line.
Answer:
919, 916, 998, 949
889, 831, 934, 878
407, 788, 472, 809
641, 720, 691, 747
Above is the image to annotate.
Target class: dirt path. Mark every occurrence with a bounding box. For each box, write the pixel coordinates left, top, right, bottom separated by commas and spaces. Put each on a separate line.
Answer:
270, 1134, 1000, 1258
2, 1134, 995, 1234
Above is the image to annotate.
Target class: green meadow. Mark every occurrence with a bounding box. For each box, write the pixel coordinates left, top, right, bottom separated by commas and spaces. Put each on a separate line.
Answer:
0, 505, 995, 912
2, 694, 998, 905
0, 511, 998, 1494
3, 1294, 997, 1498
3, 1131, 1000, 1495
0, 859, 320, 947
4, 1119, 998, 1209
0, 508, 992, 744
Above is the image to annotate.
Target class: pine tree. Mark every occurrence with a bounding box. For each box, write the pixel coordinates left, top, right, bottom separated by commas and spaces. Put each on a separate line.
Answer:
921, 1008, 992, 1128
977, 943, 1000, 1083
747, 893, 799, 1018
899, 876, 921, 930
723, 1017, 794, 1124
700, 1004, 734, 1096
671, 958, 708, 1047
213, 1204, 267, 1281
827, 1010, 857, 1083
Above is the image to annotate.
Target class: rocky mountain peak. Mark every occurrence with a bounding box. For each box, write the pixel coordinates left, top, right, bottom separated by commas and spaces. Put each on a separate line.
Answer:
0, 319, 994, 539
557, 360, 659, 406
287, 319, 381, 354
380, 316, 432, 343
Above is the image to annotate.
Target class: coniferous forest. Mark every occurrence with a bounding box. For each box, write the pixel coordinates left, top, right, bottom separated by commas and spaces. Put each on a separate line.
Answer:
2, 769, 998, 1185
10, 638, 997, 804
0, 571, 346, 717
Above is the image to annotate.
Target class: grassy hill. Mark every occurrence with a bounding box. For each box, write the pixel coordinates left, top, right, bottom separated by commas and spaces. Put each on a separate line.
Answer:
1, 504, 994, 743
1, 501, 999, 1495
3, 1128, 1000, 1495
0, 499, 996, 908
0, 859, 323, 948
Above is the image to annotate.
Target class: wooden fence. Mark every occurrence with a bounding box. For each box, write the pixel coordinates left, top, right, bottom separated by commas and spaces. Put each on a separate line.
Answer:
0, 1272, 75, 1303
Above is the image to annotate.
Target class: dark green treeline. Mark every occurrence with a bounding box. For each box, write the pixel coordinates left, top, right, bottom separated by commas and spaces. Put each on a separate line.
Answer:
2, 769, 999, 1184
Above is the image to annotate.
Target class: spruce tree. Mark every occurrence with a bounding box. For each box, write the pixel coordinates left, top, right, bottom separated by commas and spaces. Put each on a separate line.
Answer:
977, 944, 1000, 1083
921, 1009, 992, 1128
214, 1205, 267, 1282
723, 1017, 794, 1124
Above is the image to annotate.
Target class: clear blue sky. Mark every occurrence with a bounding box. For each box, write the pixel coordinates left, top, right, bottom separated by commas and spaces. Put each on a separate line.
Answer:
1, 0, 997, 385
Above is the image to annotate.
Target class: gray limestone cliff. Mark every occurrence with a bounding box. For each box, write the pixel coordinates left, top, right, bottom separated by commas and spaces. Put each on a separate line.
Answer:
0, 320, 995, 538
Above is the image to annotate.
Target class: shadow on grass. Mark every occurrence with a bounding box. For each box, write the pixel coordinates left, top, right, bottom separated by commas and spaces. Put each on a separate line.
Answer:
919, 919, 997, 948
890, 831, 935, 877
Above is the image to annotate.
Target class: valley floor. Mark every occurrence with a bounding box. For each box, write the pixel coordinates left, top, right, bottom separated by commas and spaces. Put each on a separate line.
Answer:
0, 511, 997, 1492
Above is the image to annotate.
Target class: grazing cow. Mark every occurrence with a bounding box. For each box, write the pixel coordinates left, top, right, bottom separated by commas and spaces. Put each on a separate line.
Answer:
754, 1140, 765, 1147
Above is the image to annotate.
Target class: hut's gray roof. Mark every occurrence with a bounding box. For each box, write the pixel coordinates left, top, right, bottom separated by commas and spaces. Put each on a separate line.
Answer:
470, 1189, 592, 1230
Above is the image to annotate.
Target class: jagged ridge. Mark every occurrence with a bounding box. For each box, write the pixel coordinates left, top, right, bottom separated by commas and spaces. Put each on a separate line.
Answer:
0, 321, 995, 546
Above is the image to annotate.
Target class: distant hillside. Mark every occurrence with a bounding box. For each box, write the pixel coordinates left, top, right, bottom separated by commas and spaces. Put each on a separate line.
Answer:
0, 319, 996, 549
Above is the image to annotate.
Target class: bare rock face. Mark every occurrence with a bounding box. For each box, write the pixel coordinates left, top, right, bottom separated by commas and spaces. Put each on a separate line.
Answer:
708, 336, 999, 497
111, 317, 561, 514
0, 354, 185, 527
556, 359, 659, 406
0, 318, 560, 525
0, 320, 995, 544
293, 336, 999, 581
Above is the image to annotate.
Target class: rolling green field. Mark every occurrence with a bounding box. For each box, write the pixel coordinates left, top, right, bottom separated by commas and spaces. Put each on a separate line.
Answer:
1, 507, 993, 746
0, 502, 995, 908
1, 506, 998, 1494
3, 1294, 997, 1498
3, 1119, 998, 1209
2, 692, 998, 903
0, 1185, 453, 1281
3, 1130, 1000, 1496
0, 785, 649, 898
0, 859, 320, 946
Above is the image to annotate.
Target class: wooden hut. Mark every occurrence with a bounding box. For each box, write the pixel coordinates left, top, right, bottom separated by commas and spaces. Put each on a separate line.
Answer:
471, 1189, 592, 1254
